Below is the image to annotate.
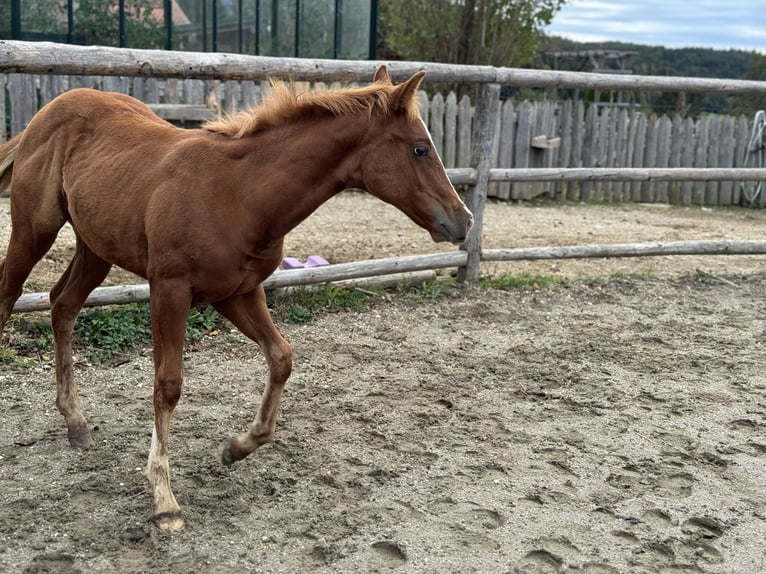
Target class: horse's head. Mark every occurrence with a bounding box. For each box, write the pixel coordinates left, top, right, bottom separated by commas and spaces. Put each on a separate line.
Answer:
359, 66, 473, 245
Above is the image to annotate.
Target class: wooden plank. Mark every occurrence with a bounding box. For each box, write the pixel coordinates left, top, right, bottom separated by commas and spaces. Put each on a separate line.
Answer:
641, 114, 658, 202
163, 78, 181, 103
694, 118, 710, 205
556, 99, 573, 202
614, 109, 630, 201
102, 75, 129, 94
512, 100, 534, 200
733, 115, 750, 206
630, 113, 647, 201
654, 116, 672, 203
457, 94, 473, 169
184, 79, 205, 104
581, 103, 598, 201
429, 92, 445, 157
7, 73, 37, 136
681, 116, 696, 205
495, 100, 515, 199
705, 116, 722, 205
38, 74, 66, 105
444, 91, 458, 168
595, 105, 610, 201
718, 116, 736, 205
223, 80, 240, 114
568, 100, 584, 200
241, 81, 261, 109
668, 114, 683, 204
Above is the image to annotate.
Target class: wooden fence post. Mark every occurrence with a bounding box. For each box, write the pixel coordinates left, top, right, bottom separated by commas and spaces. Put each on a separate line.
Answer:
458, 82, 501, 283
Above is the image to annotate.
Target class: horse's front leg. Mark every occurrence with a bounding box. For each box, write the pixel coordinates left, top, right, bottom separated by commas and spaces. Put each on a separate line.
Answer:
145, 280, 192, 531
213, 285, 293, 465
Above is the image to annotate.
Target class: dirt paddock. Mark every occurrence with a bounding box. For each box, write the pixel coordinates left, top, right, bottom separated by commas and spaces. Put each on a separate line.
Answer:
1, 194, 765, 573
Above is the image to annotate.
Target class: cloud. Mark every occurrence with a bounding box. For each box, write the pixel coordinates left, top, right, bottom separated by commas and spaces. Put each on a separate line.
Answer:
547, 0, 766, 52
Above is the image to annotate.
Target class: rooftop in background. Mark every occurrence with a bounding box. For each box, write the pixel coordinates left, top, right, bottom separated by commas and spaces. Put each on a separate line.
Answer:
2, 0, 378, 59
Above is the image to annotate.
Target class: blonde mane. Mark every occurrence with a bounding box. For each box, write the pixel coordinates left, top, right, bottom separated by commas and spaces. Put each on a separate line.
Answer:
202, 80, 421, 139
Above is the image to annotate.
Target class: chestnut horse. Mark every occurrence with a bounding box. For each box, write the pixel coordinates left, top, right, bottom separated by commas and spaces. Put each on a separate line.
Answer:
0, 66, 472, 530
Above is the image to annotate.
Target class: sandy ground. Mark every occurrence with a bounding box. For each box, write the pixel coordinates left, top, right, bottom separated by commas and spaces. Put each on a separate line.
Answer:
0, 193, 765, 573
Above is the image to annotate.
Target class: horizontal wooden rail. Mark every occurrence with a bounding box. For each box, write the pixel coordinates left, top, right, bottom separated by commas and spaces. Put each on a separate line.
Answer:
487, 167, 766, 183
446, 168, 766, 186
482, 240, 766, 262
12, 240, 766, 313
12, 252, 468, 313
3, 40, 766, 94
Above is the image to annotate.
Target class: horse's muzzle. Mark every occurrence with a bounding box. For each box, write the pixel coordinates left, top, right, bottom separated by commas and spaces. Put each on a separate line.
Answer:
430, 209, 474, 244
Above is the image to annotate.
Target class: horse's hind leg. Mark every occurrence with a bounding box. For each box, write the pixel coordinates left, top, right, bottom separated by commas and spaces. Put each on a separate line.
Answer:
213, 285, 293, 465
0, 184, 68, 336
0, 226, 62, 336
50, 238, 112, 447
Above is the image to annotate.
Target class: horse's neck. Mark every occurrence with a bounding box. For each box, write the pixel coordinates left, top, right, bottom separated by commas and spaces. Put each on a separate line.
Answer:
235, 115, 367, 244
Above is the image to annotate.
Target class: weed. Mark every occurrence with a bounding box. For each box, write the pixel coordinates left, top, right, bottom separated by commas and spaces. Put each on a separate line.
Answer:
74, 304, 152, 362
693, 269, 717, 283
269, 284, 376, 323
186, 306, 222, 342
6, 303, 226, 364
481, 271, 567, 291
419, 277, 456, 300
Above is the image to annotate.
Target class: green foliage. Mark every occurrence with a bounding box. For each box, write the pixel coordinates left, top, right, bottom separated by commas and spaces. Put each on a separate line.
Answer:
73, 304, 152, 362
379, 0, 566, 68
693, 269, 717, 284
418, 277, 456, 301
728, 53, 766, 116
270, 284, 376, 324
186, 306, 221, 342
539, 37, 760, 117
7, 303, 225, 365
480, 271, 567, 291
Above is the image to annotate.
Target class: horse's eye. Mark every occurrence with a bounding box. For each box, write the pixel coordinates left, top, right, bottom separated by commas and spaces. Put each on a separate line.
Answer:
412, 145, 429, 158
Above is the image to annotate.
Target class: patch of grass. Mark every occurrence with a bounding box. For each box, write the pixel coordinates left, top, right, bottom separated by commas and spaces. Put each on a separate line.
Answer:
480, 271, 568, 292
0, 344, 38, 369
269, 284, 377, 324
693, 268, 717, 283
418, 277, 456, 301
186, 306, 222, 342
7, 303, 227, 364
74, 304, 152, 362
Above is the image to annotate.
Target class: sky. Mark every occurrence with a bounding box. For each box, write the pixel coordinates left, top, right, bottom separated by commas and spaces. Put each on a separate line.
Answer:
545, 0, 766, 53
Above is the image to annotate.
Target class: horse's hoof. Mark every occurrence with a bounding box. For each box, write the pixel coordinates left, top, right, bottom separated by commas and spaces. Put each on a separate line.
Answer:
154, 512, 184, 531
221, 439, 246, 466
68, 428, 93, 449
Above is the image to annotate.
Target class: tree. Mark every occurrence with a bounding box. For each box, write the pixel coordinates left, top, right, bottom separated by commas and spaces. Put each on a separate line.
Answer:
728, 53, 766, 116
378, 0, 566, 67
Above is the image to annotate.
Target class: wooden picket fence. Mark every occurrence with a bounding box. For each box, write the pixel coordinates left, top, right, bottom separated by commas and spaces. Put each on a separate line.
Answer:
3, 73, 764, 207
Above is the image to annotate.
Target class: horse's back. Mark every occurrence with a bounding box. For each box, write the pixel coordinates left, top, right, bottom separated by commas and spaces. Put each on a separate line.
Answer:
10, 89, 187, 278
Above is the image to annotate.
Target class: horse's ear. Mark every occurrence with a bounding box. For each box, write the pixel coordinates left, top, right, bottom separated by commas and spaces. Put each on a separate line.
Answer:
391, 70, 426, 114
374, 65, 392, 85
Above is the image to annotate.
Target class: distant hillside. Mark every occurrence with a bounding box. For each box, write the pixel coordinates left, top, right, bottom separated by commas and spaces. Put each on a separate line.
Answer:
534, 37, 760, 116
539, 37, 754, 78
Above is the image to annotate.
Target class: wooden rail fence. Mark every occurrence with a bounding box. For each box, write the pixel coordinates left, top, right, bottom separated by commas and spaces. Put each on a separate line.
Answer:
3, 72, 764, 208
2, 40, 766, 287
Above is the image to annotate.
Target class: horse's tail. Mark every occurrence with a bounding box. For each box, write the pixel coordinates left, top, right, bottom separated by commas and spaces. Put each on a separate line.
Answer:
0, 134, 22, 195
